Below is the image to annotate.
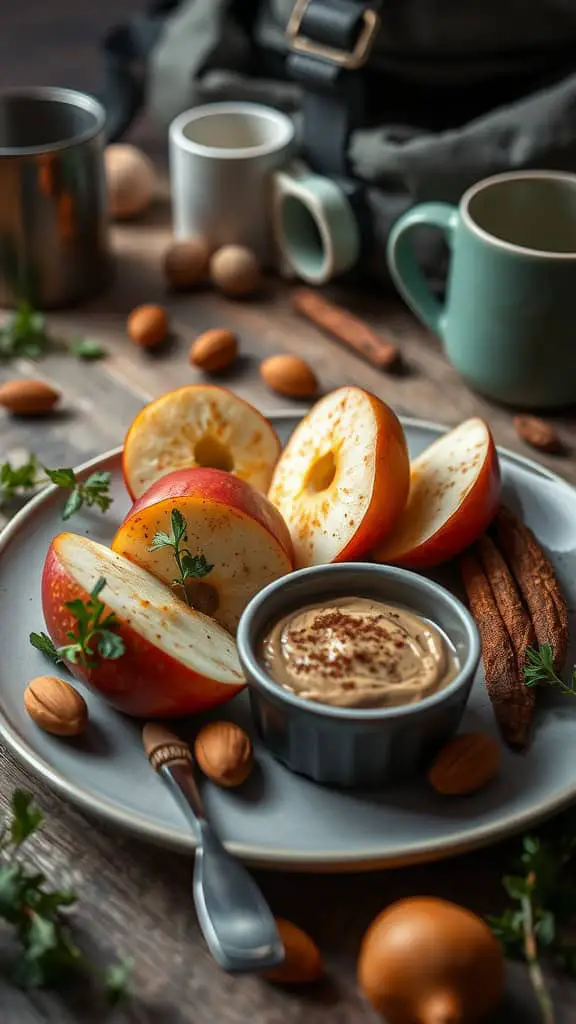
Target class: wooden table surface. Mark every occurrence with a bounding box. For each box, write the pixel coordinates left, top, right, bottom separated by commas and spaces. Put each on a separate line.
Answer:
1, 3, 576, 1023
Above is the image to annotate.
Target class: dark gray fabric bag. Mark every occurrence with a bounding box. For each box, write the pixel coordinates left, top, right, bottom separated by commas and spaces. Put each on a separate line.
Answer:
102, 0, 576, 281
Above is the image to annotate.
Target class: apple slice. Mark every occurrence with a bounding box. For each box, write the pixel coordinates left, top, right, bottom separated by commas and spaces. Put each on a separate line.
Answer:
123, 384, 281, 499
112, 467, 293, 632
42, 533, 245, 717
268, 386, 410, 568
373, 417, 501, 569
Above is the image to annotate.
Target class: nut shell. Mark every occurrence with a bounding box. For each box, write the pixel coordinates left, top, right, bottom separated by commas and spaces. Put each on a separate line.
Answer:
264, 919, 324, 985
189, 328, 238, 373
260, 355, 318, 398
127, 304, 169, 349
24, 676, 88, 737
194, 720, 253, 787
427, 731, 501, 796
163, 238, 211, 290
105, 144, 156, 220
0, 379, 60, 415
209, 245, 262, 297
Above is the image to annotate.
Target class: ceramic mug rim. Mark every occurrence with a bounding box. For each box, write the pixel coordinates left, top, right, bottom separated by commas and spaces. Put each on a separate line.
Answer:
169, 101, 295, 161
0, 86, 106, 158
461, 169, 576, 260
237, 562, 481, 723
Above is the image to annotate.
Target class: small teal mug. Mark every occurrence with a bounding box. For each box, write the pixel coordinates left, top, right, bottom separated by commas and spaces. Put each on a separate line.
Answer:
387, 170, 576, 408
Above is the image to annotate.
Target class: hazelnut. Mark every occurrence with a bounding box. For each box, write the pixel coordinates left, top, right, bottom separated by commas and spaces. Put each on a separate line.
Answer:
127, 304, 169, 349
24, 676, 88, 737
194, 721, 253, 787
104, 144, 156, 220
209, 245, 262, 297
264, 919, 324, 984
189, 328, 238, 373
163, 238, 211, 290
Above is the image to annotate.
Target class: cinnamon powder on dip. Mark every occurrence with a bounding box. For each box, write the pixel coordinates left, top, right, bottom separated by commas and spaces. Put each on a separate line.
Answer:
261, 597, 457, 710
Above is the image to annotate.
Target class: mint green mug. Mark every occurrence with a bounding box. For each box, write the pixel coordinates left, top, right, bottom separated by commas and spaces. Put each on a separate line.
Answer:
387, 171, 576, 408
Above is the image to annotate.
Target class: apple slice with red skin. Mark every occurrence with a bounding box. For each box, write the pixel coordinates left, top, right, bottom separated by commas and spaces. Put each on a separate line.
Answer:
112, 467, 294, 633
42, 533, 245, 718
268, 386, 410, 568
373, 417, 501, 569
122, 384, 282, 499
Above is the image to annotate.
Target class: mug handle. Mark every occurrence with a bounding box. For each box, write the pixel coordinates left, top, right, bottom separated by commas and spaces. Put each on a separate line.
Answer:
386, 203, 459, 335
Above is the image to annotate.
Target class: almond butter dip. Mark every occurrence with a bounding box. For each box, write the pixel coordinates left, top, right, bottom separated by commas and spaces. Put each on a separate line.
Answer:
261, 597, 457, 709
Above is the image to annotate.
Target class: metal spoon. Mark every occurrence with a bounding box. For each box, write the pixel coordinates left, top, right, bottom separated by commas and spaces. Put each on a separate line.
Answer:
142, 723, 284, 974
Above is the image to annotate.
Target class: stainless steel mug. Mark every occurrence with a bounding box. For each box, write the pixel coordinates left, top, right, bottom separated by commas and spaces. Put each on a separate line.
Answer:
0, 87, 111, 309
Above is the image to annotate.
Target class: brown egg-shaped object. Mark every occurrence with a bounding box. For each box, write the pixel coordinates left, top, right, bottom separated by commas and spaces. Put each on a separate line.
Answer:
358, 897, 504, 1024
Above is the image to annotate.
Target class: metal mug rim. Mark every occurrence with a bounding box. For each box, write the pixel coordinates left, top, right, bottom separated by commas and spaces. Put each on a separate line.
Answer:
237, 562, 481, 723
0, 86, 106, 157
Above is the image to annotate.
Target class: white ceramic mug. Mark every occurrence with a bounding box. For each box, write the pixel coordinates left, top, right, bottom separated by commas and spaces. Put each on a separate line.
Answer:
169, 101, 361, 282
170, 102, 295, 265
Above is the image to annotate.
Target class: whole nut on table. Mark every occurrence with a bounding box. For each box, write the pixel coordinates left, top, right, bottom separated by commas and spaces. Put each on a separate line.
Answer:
127, 304, 169, 349
0, 379, 60, 416
189, 328, 238, 373
260, 354, 318, 398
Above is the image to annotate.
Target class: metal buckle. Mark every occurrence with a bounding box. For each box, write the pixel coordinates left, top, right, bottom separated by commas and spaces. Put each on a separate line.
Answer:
286, 0, 380, 70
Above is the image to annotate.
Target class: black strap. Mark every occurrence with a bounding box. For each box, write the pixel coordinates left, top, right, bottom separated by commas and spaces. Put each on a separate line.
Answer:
100, 1, 179, 142
286, 0, 379, 178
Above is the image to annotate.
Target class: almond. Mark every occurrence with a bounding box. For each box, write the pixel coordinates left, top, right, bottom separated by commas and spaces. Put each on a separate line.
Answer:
0, 379, 60, 415
260, 355, 318, 398
427, 732, 501, 796
24, 675, 88, 737
127, 304, 169, 349
513, 415, 563, 454
194, 720, 253, 788
189, 328, 238, 373
264, 918, 324, 985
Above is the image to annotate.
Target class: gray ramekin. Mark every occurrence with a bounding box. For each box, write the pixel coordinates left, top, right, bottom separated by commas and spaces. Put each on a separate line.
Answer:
237, 563, 481, 788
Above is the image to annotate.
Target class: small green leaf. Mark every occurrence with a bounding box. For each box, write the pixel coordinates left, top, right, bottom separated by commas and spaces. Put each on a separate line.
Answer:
0, 864, 24, 917
536, 909, 556, 948
64, 598, 90, 624
43, 467, 76, 488
170, 508, 187, 544
149, 531, 172, 551
104, 958, 132, 1005
70, 338, 106, 361
26, 913, 58, 960
85, 470, 111, 490
96, 631, 125, 660
29, 632, 62, 666
62, 489, 83, 521
10, 791, 43, 847
503, 875, 528, 900
180, 552, 213, 579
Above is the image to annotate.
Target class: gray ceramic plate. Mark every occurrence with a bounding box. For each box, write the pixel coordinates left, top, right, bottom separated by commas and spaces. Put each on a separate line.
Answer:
1, 414, 575, 872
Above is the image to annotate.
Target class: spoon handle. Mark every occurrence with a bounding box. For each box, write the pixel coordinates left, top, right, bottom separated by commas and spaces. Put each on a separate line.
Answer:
161, 762, 284, 974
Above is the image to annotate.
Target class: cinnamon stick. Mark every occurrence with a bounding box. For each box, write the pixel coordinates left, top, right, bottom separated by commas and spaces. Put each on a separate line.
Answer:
460, 550, 535, 749
495, 507, 568, 672
476, 534, 536, 680
292, 288, 400, 371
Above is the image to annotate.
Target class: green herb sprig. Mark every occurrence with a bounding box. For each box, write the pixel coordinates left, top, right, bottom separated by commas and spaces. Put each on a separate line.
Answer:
55, 577, 125, 667
43, 467, 113, 520
0, 456, 40, 506
0, 302, 52, 361
489, 810, 576, 1023
0, 790, 130, 999
29, 632, 63, 666
149, 508, 213, 606
524, 643, 576, 697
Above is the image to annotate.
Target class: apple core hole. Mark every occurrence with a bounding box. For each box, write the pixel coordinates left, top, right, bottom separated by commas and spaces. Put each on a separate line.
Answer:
179, 580, 220, 617
194, 436, 234, 473
306, 450, 336, 493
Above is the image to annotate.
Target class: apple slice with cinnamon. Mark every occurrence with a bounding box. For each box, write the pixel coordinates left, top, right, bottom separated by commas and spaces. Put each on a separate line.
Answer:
268, 386, 410, 567
374, 417, 501, 568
